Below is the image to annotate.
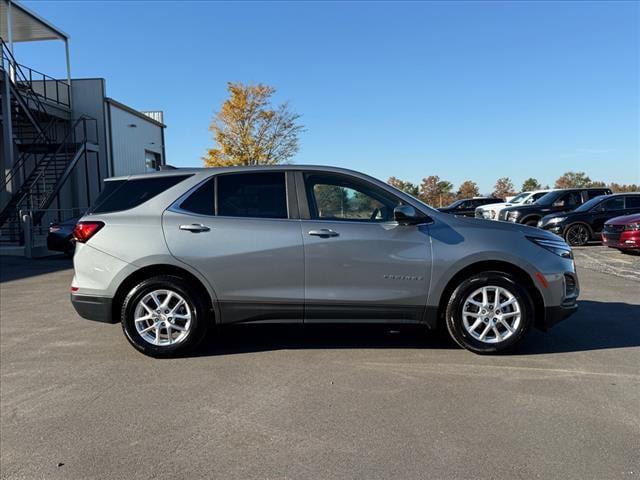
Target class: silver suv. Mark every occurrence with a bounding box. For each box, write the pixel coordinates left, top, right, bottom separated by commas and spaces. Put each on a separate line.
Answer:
71, 166, 579, 357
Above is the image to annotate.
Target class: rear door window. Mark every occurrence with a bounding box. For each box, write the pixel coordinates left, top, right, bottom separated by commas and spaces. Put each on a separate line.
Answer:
626, 196, 640, 208
179, 177, 215, 216
217, 172, 288, 219
90, 175, 191, 214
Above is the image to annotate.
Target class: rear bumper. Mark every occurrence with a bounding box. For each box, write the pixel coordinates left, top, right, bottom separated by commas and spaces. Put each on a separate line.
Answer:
71, 293, 116, 323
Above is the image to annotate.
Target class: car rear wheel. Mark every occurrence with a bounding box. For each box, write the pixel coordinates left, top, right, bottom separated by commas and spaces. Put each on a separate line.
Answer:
120, 275, 209, 357
445, 271, 534, 354
565, 223, 590, 246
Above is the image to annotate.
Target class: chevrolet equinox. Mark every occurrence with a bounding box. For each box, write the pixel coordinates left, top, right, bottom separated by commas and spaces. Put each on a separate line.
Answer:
71, 166, 579, 357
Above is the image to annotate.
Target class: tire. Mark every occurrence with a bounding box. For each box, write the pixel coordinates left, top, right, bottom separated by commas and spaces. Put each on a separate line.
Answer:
120, 275, 209, 357
523, 217, 540, 227
564, 223, 591, 246
63, 241, 75, 258
445, 271, 534, 354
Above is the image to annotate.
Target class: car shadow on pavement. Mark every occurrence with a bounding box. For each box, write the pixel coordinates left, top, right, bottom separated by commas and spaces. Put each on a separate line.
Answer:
0, 255, 72, 283
193, 324, 456, 357
515, 300, 640, 355
189, 300, 640, 357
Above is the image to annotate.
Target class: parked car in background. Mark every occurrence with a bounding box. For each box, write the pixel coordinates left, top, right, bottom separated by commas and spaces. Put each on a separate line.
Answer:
538, 193, 640, 246
498, 188, 612, 226
438, 197, 503, 217
47, 217, 79, 257
70, 166, 578, 357
602, 213, 640, 253
475, 190, 553, 220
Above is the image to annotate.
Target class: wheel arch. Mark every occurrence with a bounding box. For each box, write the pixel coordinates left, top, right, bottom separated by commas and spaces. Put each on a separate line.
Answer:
112, 264, 217, 324
520, 214, 541, 225
435, 260, 545, 331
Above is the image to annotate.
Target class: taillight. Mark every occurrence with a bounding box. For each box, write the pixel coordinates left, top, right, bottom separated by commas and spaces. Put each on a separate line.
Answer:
73, 221, 104, 243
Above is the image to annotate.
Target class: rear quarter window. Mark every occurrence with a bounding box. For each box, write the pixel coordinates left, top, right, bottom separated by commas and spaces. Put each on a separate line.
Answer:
89, 175, 192, 214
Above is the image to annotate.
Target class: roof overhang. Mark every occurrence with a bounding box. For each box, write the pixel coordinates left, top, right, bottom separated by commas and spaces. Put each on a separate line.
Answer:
0, 0, 69, 43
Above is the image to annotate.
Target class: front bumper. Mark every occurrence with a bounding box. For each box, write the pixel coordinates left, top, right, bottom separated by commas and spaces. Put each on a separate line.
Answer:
71, 293, 115, 323
602, 231, 640, 250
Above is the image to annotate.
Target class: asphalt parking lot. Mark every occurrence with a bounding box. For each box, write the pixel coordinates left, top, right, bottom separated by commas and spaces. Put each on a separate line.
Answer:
1, 246, 639, 480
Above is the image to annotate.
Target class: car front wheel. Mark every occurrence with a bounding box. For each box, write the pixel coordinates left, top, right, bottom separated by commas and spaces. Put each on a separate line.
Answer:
445, 272, 534, 354
120, 275, 209, 357
564, 223, 590, 246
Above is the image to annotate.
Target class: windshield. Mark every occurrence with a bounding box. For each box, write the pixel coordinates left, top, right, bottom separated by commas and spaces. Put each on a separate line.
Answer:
524, 191, 549, 205
509, 192, 529, 204
574, 195, 606, 212
445, 199, 465, 209
535, 191, 563, 206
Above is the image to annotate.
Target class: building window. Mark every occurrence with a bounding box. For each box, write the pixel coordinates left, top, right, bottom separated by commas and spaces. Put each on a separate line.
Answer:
145, 150, 162, 171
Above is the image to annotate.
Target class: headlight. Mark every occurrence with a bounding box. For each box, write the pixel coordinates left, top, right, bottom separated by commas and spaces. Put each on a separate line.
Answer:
624, 223, 640, 231
527, 236, 573, 259
507, 211, 521, 222
490, 211, 496, 219
547, 217, 566, 224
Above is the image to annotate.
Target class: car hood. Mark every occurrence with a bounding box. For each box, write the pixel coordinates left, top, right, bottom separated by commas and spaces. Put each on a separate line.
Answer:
440, 212, 560, 240
540, 211, 582, 223
477, 202, 509, 211
605, 213, 640, 225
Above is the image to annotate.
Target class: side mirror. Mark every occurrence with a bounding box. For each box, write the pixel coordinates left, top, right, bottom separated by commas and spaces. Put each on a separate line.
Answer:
394, 205, 426, 225
552, 200, 565, 208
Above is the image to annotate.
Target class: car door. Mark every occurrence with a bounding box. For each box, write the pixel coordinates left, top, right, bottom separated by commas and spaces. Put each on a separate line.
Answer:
162, 171, 304, 323
591, 196, 627, 233
298, 171, 431, 323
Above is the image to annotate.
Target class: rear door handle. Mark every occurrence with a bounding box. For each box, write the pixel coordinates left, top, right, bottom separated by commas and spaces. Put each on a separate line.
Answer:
308, 229, 339, 238
179, 224, 210, 233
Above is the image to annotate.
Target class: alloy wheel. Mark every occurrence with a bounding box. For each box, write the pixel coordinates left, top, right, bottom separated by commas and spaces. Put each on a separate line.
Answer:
462, 285, 521, 344
134, 289, 192, 346
566, 224, 589, 246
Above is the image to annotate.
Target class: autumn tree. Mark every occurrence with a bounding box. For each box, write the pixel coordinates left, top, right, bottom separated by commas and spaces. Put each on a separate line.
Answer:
204, 82, 304, 167
492, 177, 515, 199
608, 182, 640, 192
419, 175, 454, 207
554, 171, 591, 189
387, 177, 419, 197
521, 177, 542, 192
456, 180, 480, 199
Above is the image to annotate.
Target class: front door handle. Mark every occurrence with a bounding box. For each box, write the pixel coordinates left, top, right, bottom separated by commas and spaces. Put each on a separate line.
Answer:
308, 229, 339, 238
179, 224, 210, 233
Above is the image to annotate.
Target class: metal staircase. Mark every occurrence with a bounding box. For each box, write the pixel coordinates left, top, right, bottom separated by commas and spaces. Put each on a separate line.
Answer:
1, 38, 98, 246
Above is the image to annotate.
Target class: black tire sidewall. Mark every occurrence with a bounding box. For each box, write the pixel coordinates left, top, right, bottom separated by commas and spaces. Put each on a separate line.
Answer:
445, 272, 533, 354
121, 275, 208, 357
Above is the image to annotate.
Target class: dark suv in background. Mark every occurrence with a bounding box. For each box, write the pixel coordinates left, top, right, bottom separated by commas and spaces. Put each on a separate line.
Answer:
498, 188, 612, 226
438, 197, 503, 217
538, 193, 640, 246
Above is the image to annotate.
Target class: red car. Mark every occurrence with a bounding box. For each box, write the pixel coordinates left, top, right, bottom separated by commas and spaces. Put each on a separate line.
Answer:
602, 213, 640, 253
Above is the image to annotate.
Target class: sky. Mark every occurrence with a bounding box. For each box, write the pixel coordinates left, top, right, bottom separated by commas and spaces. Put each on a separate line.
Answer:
17, 0, 640, 193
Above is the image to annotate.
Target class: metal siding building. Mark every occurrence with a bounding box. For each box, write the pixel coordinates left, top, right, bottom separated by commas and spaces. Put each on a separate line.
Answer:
106, 98, 165, 177
1, 0, 167, 255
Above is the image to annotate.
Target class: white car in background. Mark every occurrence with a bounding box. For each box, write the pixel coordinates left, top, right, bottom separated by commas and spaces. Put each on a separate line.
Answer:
475, 190, 554, 220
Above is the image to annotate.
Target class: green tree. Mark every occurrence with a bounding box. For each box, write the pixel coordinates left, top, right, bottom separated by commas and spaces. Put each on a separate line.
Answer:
204, 82, 304, 166
521, 177, 542, 192
313, 184, 346, 218
554, 171, 591, 189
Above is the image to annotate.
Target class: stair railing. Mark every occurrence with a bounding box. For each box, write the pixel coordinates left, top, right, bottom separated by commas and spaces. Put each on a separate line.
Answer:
17, 116, 97, 212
